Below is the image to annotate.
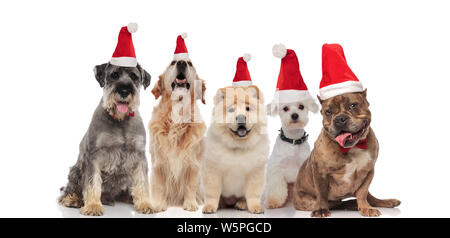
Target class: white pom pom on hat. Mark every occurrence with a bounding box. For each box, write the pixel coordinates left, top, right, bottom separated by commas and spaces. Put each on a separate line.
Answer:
181, 32, 188, 39
272, 43, 287, 58
127, 22, 138, 33
243, 53, 252, 62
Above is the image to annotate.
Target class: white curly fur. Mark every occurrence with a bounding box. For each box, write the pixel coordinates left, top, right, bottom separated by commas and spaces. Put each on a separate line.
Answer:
265, 99, 319, 208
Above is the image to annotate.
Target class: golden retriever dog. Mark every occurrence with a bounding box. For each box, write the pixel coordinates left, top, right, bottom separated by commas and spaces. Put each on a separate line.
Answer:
202, 86, 269, 214
148, 58, 206, 212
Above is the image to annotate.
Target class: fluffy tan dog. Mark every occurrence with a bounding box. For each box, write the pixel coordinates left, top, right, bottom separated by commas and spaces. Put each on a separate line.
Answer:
148, 58, 206, 212
202, 86, 269, 214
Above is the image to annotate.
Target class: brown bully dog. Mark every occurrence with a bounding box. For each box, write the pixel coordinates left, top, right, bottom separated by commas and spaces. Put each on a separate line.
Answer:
293, 90, 401, 217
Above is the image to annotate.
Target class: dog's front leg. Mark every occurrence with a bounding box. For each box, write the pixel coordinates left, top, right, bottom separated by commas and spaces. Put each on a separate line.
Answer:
202, 166, 222, 214
183, 165, 200, 211
244, 166, 265, 214
80, 164, 104, 216
150, 165, 168, 212
310, 163, 330, 217
131, 161, 154, 214
265, 167, 288, 209
355, 170, 381, 217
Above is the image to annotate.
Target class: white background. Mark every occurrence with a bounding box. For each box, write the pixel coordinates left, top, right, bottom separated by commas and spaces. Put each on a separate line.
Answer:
0, 0, 448, 218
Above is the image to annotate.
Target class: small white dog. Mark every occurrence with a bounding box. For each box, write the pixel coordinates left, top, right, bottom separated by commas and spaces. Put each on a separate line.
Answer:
265, 99, 318, 209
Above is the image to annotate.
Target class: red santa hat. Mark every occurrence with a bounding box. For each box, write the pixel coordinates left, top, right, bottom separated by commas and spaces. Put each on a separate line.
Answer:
319, 43, 364, 100
173, 33, 189, 60
110, 23, 139, 67
232, 53, 252, 87
272, 44, 313, 103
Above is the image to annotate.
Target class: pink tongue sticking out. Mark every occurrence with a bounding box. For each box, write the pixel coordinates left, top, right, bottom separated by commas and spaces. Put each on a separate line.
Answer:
335, 133, 352, 147
116, 103, 129, 113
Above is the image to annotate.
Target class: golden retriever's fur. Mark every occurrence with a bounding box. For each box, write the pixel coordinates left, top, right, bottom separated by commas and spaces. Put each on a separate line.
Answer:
202, 86, 269, 214
149, 61, 206, 212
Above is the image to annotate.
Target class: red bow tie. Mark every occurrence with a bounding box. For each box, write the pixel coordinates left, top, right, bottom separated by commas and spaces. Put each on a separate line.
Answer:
339, 138, 367, 154
111, 111, 135, 120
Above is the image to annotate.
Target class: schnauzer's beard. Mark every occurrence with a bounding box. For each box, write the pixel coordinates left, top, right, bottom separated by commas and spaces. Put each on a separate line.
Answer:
102, 87, 140, 120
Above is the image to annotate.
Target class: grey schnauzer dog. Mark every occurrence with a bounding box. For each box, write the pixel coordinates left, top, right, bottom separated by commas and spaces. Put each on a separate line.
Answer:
58, 63, 153, 216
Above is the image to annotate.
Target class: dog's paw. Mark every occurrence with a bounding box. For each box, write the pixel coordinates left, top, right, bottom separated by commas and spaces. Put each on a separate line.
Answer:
265, 197, 284, 209
202, 204, 218, 214
151, 202, 167, 213
248, 204, 264, 214
80, 203, 104, 216
183, 200, 199, 212
311, 208, 331, 218
134, 201, 154, 214
235, 199, 247, 210
359, 207, 381, 217
59, 194, 83, 208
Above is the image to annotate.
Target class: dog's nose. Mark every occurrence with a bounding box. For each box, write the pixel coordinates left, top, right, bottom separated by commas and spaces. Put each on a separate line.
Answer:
176, 61, 187, 71
334, 115, 349, 128
236, 114, 246, 125
116, 84, 133, 98
291, 113, 299, 121
119, 88, 131, 98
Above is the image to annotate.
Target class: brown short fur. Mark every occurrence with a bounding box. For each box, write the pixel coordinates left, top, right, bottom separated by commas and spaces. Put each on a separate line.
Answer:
293, 91, 400, 217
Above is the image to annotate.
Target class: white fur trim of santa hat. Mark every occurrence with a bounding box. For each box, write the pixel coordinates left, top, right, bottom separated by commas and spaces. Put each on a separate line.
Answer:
232, 80, 253, 87
173, 53, 189, 60
272, 89, 314, 104
319, 80, 364, 100
110, 57, 137, 67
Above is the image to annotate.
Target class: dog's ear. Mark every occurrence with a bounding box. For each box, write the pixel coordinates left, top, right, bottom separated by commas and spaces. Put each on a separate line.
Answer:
317, 95, 324, 105
193, 78, 206, 104
361, 89, 369, 106
137, 63, 151, 89
309, 100, 320, 113
93, 63, 108, 87
151, 75, 164, 99
362, 89, 367, 98
201, 79, 206, 104
267, 103, 278, 116
247, 85, 264, 104
214, 88, 226, 105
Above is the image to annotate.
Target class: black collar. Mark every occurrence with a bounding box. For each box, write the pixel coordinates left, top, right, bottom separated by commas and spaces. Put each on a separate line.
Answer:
279, 128, 308, 145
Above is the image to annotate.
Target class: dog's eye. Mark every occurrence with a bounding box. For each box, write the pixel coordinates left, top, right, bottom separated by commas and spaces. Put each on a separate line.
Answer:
129, 73, 138, 81
325, 110, 332, 116
111, 72, 119, 79
283, 106, 289, 112
349, 103, 358, 110
171, 61, 176, 66
299, 104, 304, 110
228, 107, 235, 113
187, 61, 193, 67
246, 106, 250, 112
